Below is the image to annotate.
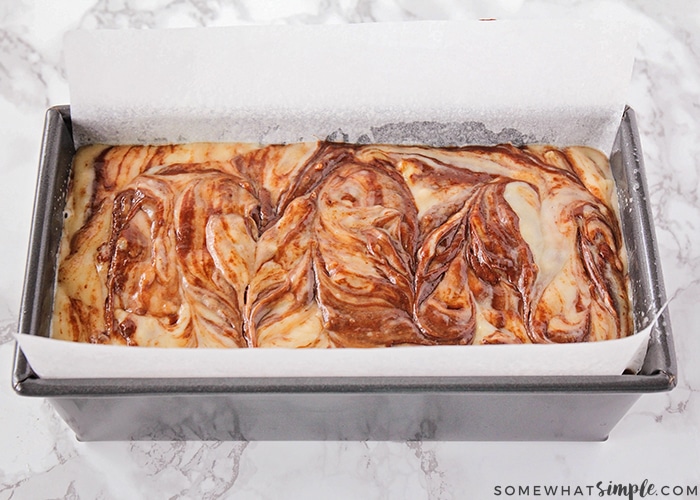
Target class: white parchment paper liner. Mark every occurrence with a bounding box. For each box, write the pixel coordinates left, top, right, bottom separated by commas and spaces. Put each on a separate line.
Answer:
16, 333, 650, 379
18, 20, 649, 379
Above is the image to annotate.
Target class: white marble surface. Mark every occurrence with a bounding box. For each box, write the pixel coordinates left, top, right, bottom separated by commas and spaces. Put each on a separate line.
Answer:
1, 0, 699, 498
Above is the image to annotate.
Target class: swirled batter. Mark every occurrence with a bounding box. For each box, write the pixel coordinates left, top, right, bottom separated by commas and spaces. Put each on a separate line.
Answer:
52, 141, 631, 347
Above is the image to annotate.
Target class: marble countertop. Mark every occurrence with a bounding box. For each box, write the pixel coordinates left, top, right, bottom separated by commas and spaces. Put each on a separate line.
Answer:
1, 1, 698, 498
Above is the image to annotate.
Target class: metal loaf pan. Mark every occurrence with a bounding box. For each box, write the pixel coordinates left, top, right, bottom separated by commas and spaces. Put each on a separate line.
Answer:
12, 105, 676, 441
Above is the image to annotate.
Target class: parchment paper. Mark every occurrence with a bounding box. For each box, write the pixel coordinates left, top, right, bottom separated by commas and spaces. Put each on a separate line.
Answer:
18, 20, 647, 379
66, 20, 635, 152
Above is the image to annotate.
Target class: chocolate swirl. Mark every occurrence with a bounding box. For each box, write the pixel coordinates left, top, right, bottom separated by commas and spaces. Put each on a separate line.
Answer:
52, 141, 632, 347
